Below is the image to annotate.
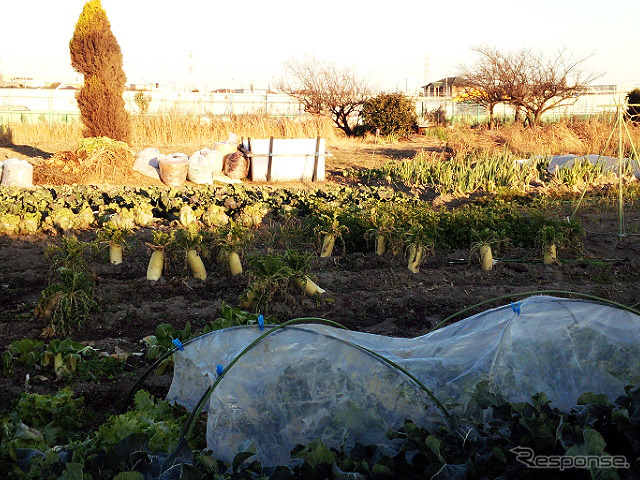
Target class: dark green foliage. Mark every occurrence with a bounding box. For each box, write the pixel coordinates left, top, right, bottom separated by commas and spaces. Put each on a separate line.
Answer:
140, 305, 277, 377
202, 302, 277, 332
437, 202, 584, 250
244, 252, 294, 312
626, 88, 640, 123
1, 183, 592, 263
69, 353, 127, 382
2, 338, 126, 383
44, 235, 93, 275
1, 183, 589, 261
37, 265, 99, 337
360, 93, 418, 136
95, 390, 189, 453
2, 339, 44, 376
0, 390, 196, 479
0, 389, 88, 478
3, 385, 639, 478
70, 0, 130, 141
11, 389, 87, 438
143, 322, 193, 375
36, 236, 99, 337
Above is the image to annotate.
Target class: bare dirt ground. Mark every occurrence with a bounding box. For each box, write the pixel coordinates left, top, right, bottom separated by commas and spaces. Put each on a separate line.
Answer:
2, 136, 640, 418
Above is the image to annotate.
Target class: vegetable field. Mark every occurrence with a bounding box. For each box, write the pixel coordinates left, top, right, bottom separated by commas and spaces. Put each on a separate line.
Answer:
2, 134, 640, 478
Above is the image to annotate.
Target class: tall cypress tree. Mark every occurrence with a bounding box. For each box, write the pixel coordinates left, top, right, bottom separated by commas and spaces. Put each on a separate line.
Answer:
70, 0, 130, 142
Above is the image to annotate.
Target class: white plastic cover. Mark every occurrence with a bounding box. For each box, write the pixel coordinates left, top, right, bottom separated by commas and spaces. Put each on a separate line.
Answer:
547, 154, 640, 178
167, 295, 640, 465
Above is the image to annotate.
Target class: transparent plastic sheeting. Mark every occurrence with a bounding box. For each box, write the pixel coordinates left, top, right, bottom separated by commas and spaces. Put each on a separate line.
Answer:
546, 154, 640, 178
166, 296, 640, 465
167, 326, 438, 466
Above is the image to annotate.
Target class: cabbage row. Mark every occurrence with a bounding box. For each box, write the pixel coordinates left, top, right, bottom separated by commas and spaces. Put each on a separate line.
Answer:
0, 184, 581, 253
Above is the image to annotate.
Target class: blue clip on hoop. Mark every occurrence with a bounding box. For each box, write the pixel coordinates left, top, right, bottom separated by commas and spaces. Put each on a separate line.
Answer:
257, 314, 264, 331
216, 364, 224, 376
511, 302, 521, 315
172, 338, 184, 351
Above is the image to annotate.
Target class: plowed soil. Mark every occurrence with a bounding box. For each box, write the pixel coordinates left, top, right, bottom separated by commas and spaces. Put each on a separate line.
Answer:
2, 136, 640, 419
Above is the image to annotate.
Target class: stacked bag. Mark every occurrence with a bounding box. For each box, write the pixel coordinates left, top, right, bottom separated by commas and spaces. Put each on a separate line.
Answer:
0, 158, 34, 187
133, 134, 250, 186
187, 149, 224, 184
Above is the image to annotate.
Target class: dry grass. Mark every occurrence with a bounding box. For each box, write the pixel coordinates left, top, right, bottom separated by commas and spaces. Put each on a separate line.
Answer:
132, 113, 338, 145
445, 120, 640, 159
6, 114, 338, 148
33, 150, 84, 185
16, 114, 339, 185
33, 137, 135, 185
7, 122, 82, 146
6, 116, 639, 169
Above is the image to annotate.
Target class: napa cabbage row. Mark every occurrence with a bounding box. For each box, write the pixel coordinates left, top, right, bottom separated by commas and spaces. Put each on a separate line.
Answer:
0, 184, 582, 259
0, 184, 373, 234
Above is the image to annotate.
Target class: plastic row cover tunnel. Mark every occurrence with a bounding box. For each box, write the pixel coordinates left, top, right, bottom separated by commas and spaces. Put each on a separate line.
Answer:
166, 295, 640, 465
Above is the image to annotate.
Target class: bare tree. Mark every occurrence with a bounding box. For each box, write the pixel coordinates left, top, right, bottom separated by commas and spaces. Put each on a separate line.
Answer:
515, 48, 599, 126
278, 57, 369, 137
459, 46, 510, 129
461, 46, 599, 127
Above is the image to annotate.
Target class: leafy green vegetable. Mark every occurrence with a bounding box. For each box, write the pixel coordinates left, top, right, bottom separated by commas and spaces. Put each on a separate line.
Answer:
143, 322, 192, 375
96, 390, 188, 453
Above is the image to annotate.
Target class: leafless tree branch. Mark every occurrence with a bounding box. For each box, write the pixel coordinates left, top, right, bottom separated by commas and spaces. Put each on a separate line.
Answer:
459, 46, 600, 127
277, 56, 370, 136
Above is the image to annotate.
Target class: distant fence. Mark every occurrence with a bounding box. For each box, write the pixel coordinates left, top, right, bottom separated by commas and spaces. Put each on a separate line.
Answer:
0, 89, 305, 124
415, 91, 628, 125
0, 87, 632, 125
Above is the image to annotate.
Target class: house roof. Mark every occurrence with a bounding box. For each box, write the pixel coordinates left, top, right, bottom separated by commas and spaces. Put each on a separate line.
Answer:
422, 77, 468, 89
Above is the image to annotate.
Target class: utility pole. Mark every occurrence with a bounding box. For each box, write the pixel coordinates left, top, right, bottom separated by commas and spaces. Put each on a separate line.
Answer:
424, 52, 430, 84
188, 50, 195, 92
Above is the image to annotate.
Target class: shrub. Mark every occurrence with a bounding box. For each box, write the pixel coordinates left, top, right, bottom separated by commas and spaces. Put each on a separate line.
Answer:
0, 124, 12, 144
70, 0, 130, 142
133, 91, 152, 115
360, 93, 418, 136
425, 105, 448, 127
627, 88, 640, 123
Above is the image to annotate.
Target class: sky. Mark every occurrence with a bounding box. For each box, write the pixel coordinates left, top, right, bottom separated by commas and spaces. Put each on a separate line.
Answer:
1, 0, 639, 93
